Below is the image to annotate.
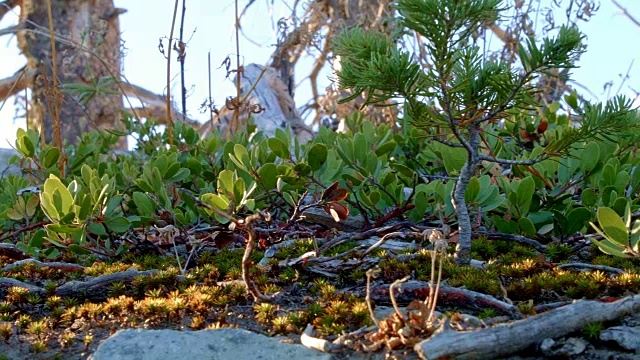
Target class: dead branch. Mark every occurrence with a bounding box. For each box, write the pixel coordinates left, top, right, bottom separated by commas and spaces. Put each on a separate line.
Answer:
119, 82, 200, 126
0, 68, 35, 100
0, 243, 28, 260
317, 222, 413, 255
2, 258, 85, 273
414, 295, 640, 360
0, 277, 44, 293
612, 0, 640, 28
361, 231, 406, 258
366, 280, 523, 320
556, 262, 626, 275
54, 269, 159, 300
0, 268, 180, 301
0, 0, 18, 22
472, 231, 547, 252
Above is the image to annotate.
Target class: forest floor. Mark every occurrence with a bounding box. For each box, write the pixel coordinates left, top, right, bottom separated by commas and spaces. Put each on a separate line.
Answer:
0, 222, 639, 359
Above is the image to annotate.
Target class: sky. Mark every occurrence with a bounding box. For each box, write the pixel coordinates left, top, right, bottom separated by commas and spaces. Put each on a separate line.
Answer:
0, 0, 639, 148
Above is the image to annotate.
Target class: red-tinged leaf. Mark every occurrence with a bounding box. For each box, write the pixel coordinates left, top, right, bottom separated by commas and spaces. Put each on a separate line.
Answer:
322, 202, 349, 222
537, 121, 548, 133
598, 296, 620, 303
321, 181, 349, 202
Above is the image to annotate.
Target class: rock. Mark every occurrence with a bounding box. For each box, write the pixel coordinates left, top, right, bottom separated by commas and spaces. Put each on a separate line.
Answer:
91, 328, 333, 360
600, 326, 640, 351
539, 337, 588, 357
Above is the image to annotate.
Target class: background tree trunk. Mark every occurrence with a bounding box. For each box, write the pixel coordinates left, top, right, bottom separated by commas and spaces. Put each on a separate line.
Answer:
16, 0, 124, 147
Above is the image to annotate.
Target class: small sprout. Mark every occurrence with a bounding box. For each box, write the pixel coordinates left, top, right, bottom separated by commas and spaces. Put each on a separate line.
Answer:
46, 296, 63, 309
190, 315, 206, 330
0, 322, 12, 343
350, 301, 370, 323
27, 293, 42, 305
582, 322, 603, 340
84, 333, 93, 350
26, 320, 47, 339
0, 302, 12, 313
278, 268, 298, 283
63, 297, 79, 308
108, 281, 127, 297
318, 284, 337, 300
305, 302, 324, 318
43, 281, 57, 296
261, 283, 281, 295
271, 316, 290, 334
6, 286, 30, 303
478, 308, 499, 319
50, 307, 65, 324
59, 331, 75, 349
32, 340, 47, 354
516, 300, 536, 316
254, 303, 277, 324
327, 300, 349, 318
16, 314, 32, 329
0, 313, 11, 322
145, 288, 164, 299
545, 243, 572, 262
286, 311, 306, 329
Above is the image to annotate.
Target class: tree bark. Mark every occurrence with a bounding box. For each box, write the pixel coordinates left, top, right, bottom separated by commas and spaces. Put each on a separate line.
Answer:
16, 0, 125, 147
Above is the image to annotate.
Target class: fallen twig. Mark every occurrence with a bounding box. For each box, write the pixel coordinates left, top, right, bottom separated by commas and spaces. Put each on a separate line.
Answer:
2, 258, 85, 273
556, 262, 626, 275
415, 295, 640, 360
0, 268, 184, 301
317, 222, 413, 255
473, 231, 547, 252
362, 231, 405, 258
364, 280, 523, 319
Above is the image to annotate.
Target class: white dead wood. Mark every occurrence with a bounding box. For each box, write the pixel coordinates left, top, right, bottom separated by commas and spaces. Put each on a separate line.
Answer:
414, 295, 640, 360
301, 324, 343, 352
2, 258, 85, 273
203, 64, 314, 143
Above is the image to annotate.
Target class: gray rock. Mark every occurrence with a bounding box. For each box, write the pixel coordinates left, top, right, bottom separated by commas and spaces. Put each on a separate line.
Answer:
91, 328, 333, 360
600, 326, 640, 350
539, 337, 588, 357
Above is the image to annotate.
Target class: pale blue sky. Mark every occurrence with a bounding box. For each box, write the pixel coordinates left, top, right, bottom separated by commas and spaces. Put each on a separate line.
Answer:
0, 0, 639, 148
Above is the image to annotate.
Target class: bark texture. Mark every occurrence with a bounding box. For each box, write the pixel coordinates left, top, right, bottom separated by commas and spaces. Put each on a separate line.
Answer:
17, 0, 123, 146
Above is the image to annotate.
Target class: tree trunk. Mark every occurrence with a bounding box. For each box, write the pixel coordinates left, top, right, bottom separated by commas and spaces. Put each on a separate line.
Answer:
16, 0, 124, 147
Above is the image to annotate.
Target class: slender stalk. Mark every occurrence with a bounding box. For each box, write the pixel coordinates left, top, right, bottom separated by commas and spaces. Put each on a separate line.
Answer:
207, 51, 214, 132
231, 0, 242, 135
165, 0, 180, 147
179, 0, 187, 119
44, 0, 64, 176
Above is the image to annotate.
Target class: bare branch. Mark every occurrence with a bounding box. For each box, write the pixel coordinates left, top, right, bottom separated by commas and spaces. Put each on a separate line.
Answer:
0, 0, 18, 22
119, 82, 200, 126
478, 154, 548, 166
0, 68, 35, 102
612, 0, 640, 28
473, 231, 547, 252
0, 23, 22, 37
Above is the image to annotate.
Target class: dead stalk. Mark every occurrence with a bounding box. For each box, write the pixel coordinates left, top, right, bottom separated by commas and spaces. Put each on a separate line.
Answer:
165, 0, 180, 146
365, 268, 380, 327
44, 0, 64, 176
231, 0, 242, 136
425, 229, 445, 321
390, 275, 410, 320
